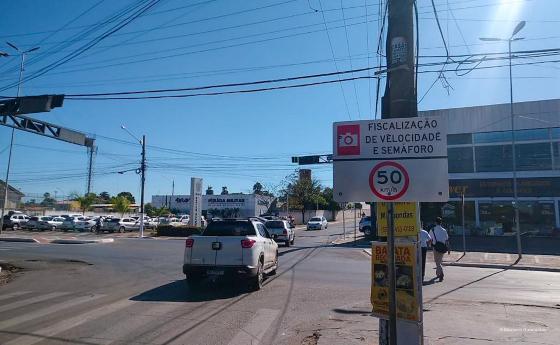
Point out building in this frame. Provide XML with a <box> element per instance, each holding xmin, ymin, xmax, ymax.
<box><xmin>151</xmin><ymin>193</ymin><xmax>274</xmax><ymax>218</ymax></box>
<box><xmin>0</xmin><ymin>180</ymin><xmax>25</xmax><ymax>209</ymax></box>
<box><xmin>419</xmin><ymin>98</ymin><xmax>560</xmax><ymax>236</ymax></box>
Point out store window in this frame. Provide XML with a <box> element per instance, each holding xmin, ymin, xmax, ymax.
<box><xmin>553</xmin><ymin>142</ymin><xmax>560</xmax><ymax>170</ymax></box>
<box><xmin>518</xmin><ymin>201</ymin><xmax>556</xmax><ymax>235</ymax></box>
<box><xmin>515</xmin><ymin>143</ymin><xmax>552</xmax><ymax>171</ymax></box>
<box><xmin>475</xmin><ymin>145</ymin><xmax>512</xmax><ymax>172</ymax></box>
<box><xmin>473</xmin><ymin>131</ymin><xmax>512</xmax><ymax>144</ymax></box>
<box><xmin>514</xmin><ymin>128</ymin><xmax>549</xmax><ymax>141</ymax></box>
<box><xmin>448</xmin><ymin>147</ymin><xmax>474</xmax><ymax>173</ymax></box>
<box><xmin>478</xmin><ymin>202</ymin><xmax>514</xmax><ymax>236</ymax></box>
<box><xmin>440</xmin><ymin>201</ymin><xmax>476</xmax><ymax>235</ymax></box>
<box><xmin>448</xmin><ymin>133</ymin><xmax>472</xmax><ymax>145</ymax></box>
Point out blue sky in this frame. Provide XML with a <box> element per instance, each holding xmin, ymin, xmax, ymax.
<box><xmin>0</xmin><ymin>0</ymin><xmax>559</xmax><ymax>202</ymax></box>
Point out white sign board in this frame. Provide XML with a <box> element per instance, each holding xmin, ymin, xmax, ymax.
<box><xmin>333</xmin><ymin>116</ymin><xmax>449</xmax><ymax>202</ymax></box>
<box><xmin>190</xmin><ymin>177</ymin><xmax>203</xmax><ymax>227</ymax></box>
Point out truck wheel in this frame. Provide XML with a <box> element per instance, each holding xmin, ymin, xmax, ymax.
<box><xmin>285</xmin><ymin>239</ymin><xmax>290</xmax><ymax>247</ymax></box>
<box><xmin>290</xmin><ymin>235</ymin><xmax>295</xmax><ymax>245</ymax></box>
<box><xmin>363</xmin><ymin>226</ymin><xmax>372</xmax><ymax>237</ymax></box>
<box><xmin>12</xmin><ymin>223</ymin><xmax>19</xmax><ymax>231</ymax></box>
<box><xmin>250</xmin><ymin>261</ymin><xmax>264</xmax><ymax>291</ymax></box>
<box><xmin>119</xmin><ymin>226</ymin><xmax>125</xmax><ymax>233</ymax></box>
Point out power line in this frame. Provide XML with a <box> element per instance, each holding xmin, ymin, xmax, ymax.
<box><xmin>340</xmin><ymin>0</ymin><xmax>362</xmax><ymax>119</ymax></box>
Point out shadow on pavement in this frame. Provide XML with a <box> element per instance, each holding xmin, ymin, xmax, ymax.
<box><xmin>0</xmin><ymin>331</ymin><xmax>98</xmax><ymax>345</ymax></box>
<box><xmin>130</xmin><ymin>279</ymin><xmax>246</xmax><ymax>302</ymax></box>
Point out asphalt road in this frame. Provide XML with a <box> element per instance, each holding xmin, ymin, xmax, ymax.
<box><xmin>1</xmin><ymin>223</ymin><xmax>559</xmax><ymax>345</ymax></box>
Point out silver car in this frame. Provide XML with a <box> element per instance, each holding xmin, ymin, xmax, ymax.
<box><xmin>103</xmin><ymin>218</ymin><xmax>140</xmax><ymax>233</ymax></box>
<box><xmin>265</xmin><ymin>220</ymin><xmax>295</xmax><ymax>247</ymax></box>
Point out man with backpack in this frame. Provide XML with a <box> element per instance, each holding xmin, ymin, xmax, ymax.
<box><xmin>430</xmin><ymin>217</ymin><xmax>450</xmax><ymax>282</ymax></box>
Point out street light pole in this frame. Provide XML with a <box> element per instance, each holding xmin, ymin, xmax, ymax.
<box><xmin>480</xmin><ymin>20</ymin><xmax>525</xmax><ymax>260</ymax></box>
<box><xmin>121</xmin><ymin>125</ymin><xmax>146</xmax><ymax>238</ymax></box>
<box><xmin>0</xmin><ymin>43</ymin><xmax>39</xmax><ymax>234</ymax></box>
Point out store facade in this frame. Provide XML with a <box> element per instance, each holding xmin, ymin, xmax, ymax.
<box><xmin>420</xmin><ymin>99</ymin><xmax>560</xmax><ymax>237</ymax></box>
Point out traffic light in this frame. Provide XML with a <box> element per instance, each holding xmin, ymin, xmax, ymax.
<box><xmin>0</xmin><ymin>94</ymin><xmax>64</xmax><ymax>115</ymax></box>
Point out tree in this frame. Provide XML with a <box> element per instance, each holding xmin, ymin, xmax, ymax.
<box><xmin>72</xmin><ymin>193</ymin><xmax>97</xmax><ymax>215</ymax></box>
<box><xmin>97</xmin><ymin>191</ymin><xmax>111</xmax><ymax>203</ymax></box>
<box><xmin>285</xmin><ymin>177</ymin><xmax>323</xmax><ymax>223</ymax></box>
<box><xmin>40</xmin><ymin>192</ymin><xmax>56</xmax><ymax>207</ymax></box>
<box><xmin>253</xmin><ymin>182</ymin><xmax>263</xmax><ymax>195</ymax></box>
<box><xmin>205</xmin><ymin>186</ymin><xmax>214</xmax><ymax>195</ymax></box>
<box><xmin>117</xmin><ymin>192</ymin><xmax>135</xmax><ymax>204</ymax></box>
<box><xmin>145</xmin><ymin>203</ymin><xmax>169</xmax><ymax>217</ymax></box>
<box><xmin>221</xmin><ymin>186</ymin><xmax>229</xmax><ymax>195</ymax></box>
<box><xmin>321</xmin><ymin>187</ymin><xmax>341</xmax><ymax>218</ymax></box>
<box><xmin>112</xmin><ymin>196</ymin><xmax>131</xmax><ymax>217</ymax></box>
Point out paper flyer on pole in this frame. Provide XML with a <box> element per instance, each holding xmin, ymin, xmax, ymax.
<box><xmin>371</xmin><ymin>241</ymin><xmax>420</xmax><ymax>322</ymax></box>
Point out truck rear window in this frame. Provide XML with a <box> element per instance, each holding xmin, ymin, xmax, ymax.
<box><xmin>265</xmin><ymin>221</ymin><xmax>285</xmax><ymax>228</ymax></box>
<box><xmin>203</xmin><ymin>221</ymin><xmax>256</xmax><ymax>236</ymax></box>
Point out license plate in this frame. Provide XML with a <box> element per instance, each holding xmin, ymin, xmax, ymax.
<box><xmin>207</xmin><ymin>270</ymin><xmax>224</xmax><ymax>276</ymax></box>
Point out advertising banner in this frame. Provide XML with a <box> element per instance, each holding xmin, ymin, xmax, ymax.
<box><xmin>190</xmin><ymin>177</ymin><xmax>203</xmax><ymax>227</ymax></box>
<box><xmin>376</xmin><ymin>202</ymin><xmax>419</xmax><ymax>237</ymax></box>
<box><xmin>371</xmin><ymin>242</ymin><xmax>420</xmax><ymax>322</ymax></box>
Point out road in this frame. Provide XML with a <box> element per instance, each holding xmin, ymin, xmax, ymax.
<box><xmin>1</xmin><ymin>223</ymin><xmax>559</xmax><ymax>345</ymax></box>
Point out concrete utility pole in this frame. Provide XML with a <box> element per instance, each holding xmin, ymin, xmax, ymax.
<box><xmin>140</xmin><ymin>135</ymin><xmax>146</xmax><ymax>238</ymax></box>
<box><xmin>0</xmin><ymin>43</ymin><xmax>39</xmax><ymax>234</ymax></box>
<box><xmin>380</xmin><ymin>1</ymin><xmax>418</xmax><ymax>344</ymax></box>
<box><xmin>86</xmin><ymin>146</ymin><xmax>97</xmax><ymax>194</ymax></box>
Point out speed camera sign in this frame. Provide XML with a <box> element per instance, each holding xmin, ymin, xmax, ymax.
<box><xmin>333</xmin><ymin>116</ymin><xmax>449</xmax><ymax>202</ymax></box>
<box><xmin>369</xmin><ymin>161</ymin><xmax>410</xmax><ymax>200</ymax></box>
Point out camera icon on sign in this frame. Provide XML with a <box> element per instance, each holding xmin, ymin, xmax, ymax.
<box><xmin>338</xmin><ymin>133</ymin><xmax>358</xmax><ymax>147</ymax></box>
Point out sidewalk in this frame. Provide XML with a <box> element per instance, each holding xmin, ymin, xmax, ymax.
<box><xmin>361</xmin><ymin>248</ymin><xmax>560</xmax><ymax>273</ymax></box>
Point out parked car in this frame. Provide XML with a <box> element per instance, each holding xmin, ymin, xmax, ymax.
<box><xmin>2</xmin><ymin>213</ymin><xmax>30</xmax><ymax>230</ymax></box>
<box><xmin>307</xmin><ymin>216</ymin><xmax>328</xmax><ymax>230</ymax></box>
<box><xmin>359</xmin><ymin>216</ymin><xmax>373</xmax><ymax>237</ymax></box>
<box><xmin>265</xmin><ymin>220</ymin><xmax>295</xmax><ymax>247</ymax></box>
<box><xmin>103</xmin><ymin>218</ymin><xmax>140</xmax><ymax>233</ymax></box>
<box><xmin>60</xmin><ymin>217</ymin><xmax>85</xmax><ymax>232</ymax></box>
<box><xmin>183</xmin><ymin>218</ymin><xmax>278</xmax><ymax>291</ymax></box>
<box><xmin>41</xmin><ymin>217</ymin><xmax>65</xmax><ymax>231</ymax></box>
<box><xmin>24</xmin><ymin>216</ymin><xmax>43</xmax><ymax>230</ymax></box>
<box><xmin>75</xmin><ymin>218</ymin><xmax>97</xmax><ymax>232</ymax></box>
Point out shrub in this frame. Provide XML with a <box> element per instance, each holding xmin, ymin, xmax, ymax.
<box><xmin>155</xmin><ymin>225</ymin><xmax>203</xmax><ymax>237</ymax></box>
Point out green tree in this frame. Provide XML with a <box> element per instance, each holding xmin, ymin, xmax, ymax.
<box><xmin>97</xmin><ymin>191</ymin><xmax>111</xmax><ymax>203</ymax></box>
<box><xmin>112</xmin><ymin>196</ymin><xmax>131</xmax><ymax>217</ymax></box>
<box><xmin>117</xmin><ymin>192</ymin><xmax>135</xmax><ymax>204</ymax></box>
<box><xmin>40</xmin><ymin>192</ymin><xmax>56</xmax><ymax>207</ymax></box>
<box><xmin>145</xmin><ymin>203</ymin><xmax>169</xmax><ymax>217</ymax></box>
<box><xmin>221</xmin><ymin>186</ymin><xmax>229</xmax><ymax>195</ymax></box>
<box><xmin>205</xmin><ymin>186</ymin><xmax>214</xmax><ymax>195</ymax></box>
<box><xmin>321</xmin><ymin>187</ymin><xmax>341</xmax><ymax>220</ymax></box>
<box><xmin>284</xmin><ymin>177</ymin><xmax>323</xmax><ymax>223</ymax></box>
<box><xmin>72</xmin><ymin>193</ymin><xmax>97</xmax><ymax>215</ymax></box>
<box><xmin>253</xmin><ymin>182</ymin><xmax>263</xmax><ymax>194</ymax></box>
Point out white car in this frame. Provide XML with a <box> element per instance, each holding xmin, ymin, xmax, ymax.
<box><xmin>307</xmin><ymin>216</ymin><xmax>328</xmax><ymax>230</ymax></box>
<box><xmin>75</xmin><ymin>218</ymin><xmax>97</xmax><ymax>232</ymax></box>
<box><xmin>103</xmin><ymin>218</ymin><xmax>140</xmax><ymax>233</ymax></box>
<box><xmin>265</xmin><ymin>220</ymin><xmax>295</xmax><ymax>247</ymax></box>
<box><xmin>40</xmin><ymin>216</ymin><xmax>65</xmax><ymax>230</ymax></box>
<box><xmin>183</xmin><ymin>219</ymin><xmax>278</xmax><ymax>291</ymax></box>
<box><xmin>60</xmin><ymin>217</ymin><xmax>88</xmax><ymax>231</ymax></box>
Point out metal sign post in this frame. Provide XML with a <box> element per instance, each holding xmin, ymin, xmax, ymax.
<box><xmin>462</xmin><ymin>193</ymin><xmax>466</xmax><ymax>255</ymax></box>
<box><xmin>386</xmin><ymin>202</ymin><xmax>397</xmax><ymax>345</ymax></box>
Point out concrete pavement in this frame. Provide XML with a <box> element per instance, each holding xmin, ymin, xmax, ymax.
<box><xmin>0</xmin><ymin>222</ymin><xmax>559</xmax><ymax>344</ymax></box>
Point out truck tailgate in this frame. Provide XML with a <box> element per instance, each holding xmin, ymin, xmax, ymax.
<box><xmin>188</xmin><ymin>236</ymin><xmax>218</xmax><ymax>265</ymax></box>
<box><xmin>187</xmin><ymin>236</ymin><xmax>244</xmax><ymax>266</ymax></box>
<box><xmin>214</xmin><ymin>237</ymin><xmax>243</xmax><ymax>266</ymax></box>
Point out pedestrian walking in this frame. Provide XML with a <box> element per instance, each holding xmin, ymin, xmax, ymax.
<box><xmin>419</xmin><ymin>224</ymin><xmax>431</xmax><ymax>281</ymax></box>
<box><xmin>95</xmin><ymin>217</ymin><xmax>103</xmax><ymax>234</ymax></box>
<box><xmin>429</xmin><ymin>217</ymin><xmax>450</xmax><ymax>282</ymax></box>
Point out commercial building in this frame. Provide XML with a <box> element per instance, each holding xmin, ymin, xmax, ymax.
<box><xmin>420</xmin><ymin>98</ymin><xmax>560</xmax><ymax>236</ymax></box>
<box><xmin>151</xmin><ymin>193</ymin><xmax>274</xmax><ymax>218</ymax></box>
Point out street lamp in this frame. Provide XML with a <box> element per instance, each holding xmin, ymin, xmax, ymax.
<box><xmin>121</xmin><ymin>125</ymin><xmax>146</xmax><ymax>238</ymax></box>
<box><xmin>480</xmin><ymin>20</ymin><xmax>526</xmax><ymax>259</ymax></box>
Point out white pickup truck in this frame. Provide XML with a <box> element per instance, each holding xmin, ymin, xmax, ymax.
<box><xmin>183</xmin><ymin>219</ymin><xmax>278</xmax><ymax>291</ymax></box>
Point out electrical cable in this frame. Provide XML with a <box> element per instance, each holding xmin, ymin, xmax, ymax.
<box><xmin>340</xmin><ymin>0</ymin><xmax>362</xmax><ymax>119</ymax></box>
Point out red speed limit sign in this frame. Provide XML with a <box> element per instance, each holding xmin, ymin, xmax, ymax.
<box><xmin>369</xmin><ymin>161</ymin><xmax>410</xmax><ymax>200</ymax></box>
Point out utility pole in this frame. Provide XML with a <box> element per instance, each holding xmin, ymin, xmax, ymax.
<box><xmin>380</xmin><ymin>1</ymin><xmax>418</xmax><ymax>344</ymax></box>
<box><xmin>140</xmin><ymin>135</ymin><xmax>146</xmax><ymax>238</ymax></box>
<box><xmin>0</xmin><ymin>43</ymin><xmax>39</xmax><ymax>234</ymax></box>
<box><xmin>86</xmin><ymin>146</ymin><xmax>96</xmax><ymax>194</ymax></box>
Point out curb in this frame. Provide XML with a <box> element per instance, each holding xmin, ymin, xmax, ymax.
<box><xmin>50</xmin><ymin>238</ymin><xmax>115</xmax><ymax>244</ymax></box>
<box><xmin>0</xmin><ymin>237</ymin><xmax>40</xmax><ymax>243</ymax></box>
<box><xmin>362</xmin><ymin>249</ymin><xmax>560</xmax><ymax>272</ymax></box>
<box><xmin>442</xmin><ymin>262</ymin><xmax>560</xmax><ymax>273</ymax></box>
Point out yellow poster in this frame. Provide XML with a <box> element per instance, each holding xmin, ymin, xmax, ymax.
<box><xmin>376</xmin><ymin>202</ymin><xmax>419</xmax><ymax>237</ymax></box>
<box><xmin>371</xmin><ymin>242</ymin><xmax>419</xmax><ymax>322</ymax></box>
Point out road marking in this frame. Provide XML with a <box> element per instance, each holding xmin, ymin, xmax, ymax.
<box><xmin>535</xmin><ymin>256</ymin><xmax>541</xmax><ymax>264</ymax></box>
<box><xmin>4</xmin><ymin>298</ymin><xmax>135</xmax><ymax>345</ymax></box>
<box><xmin>0</xmin><ymin>291</ymin><xmax>32</xmax><ymax>301</ymax></box>
<box><xmin>0</xmin><ymin>292</ymin><xmax>70</xmax><ymax>313</ymax></box>
<box><xmin>226</xmin><ymin>308</ymin><xmax>280</xmax><ymax>345</ymax></box>
<box><xmin>0</xmin><ymin>294</ymin><xmax>105</xmax><ymax>329</ymax></box>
